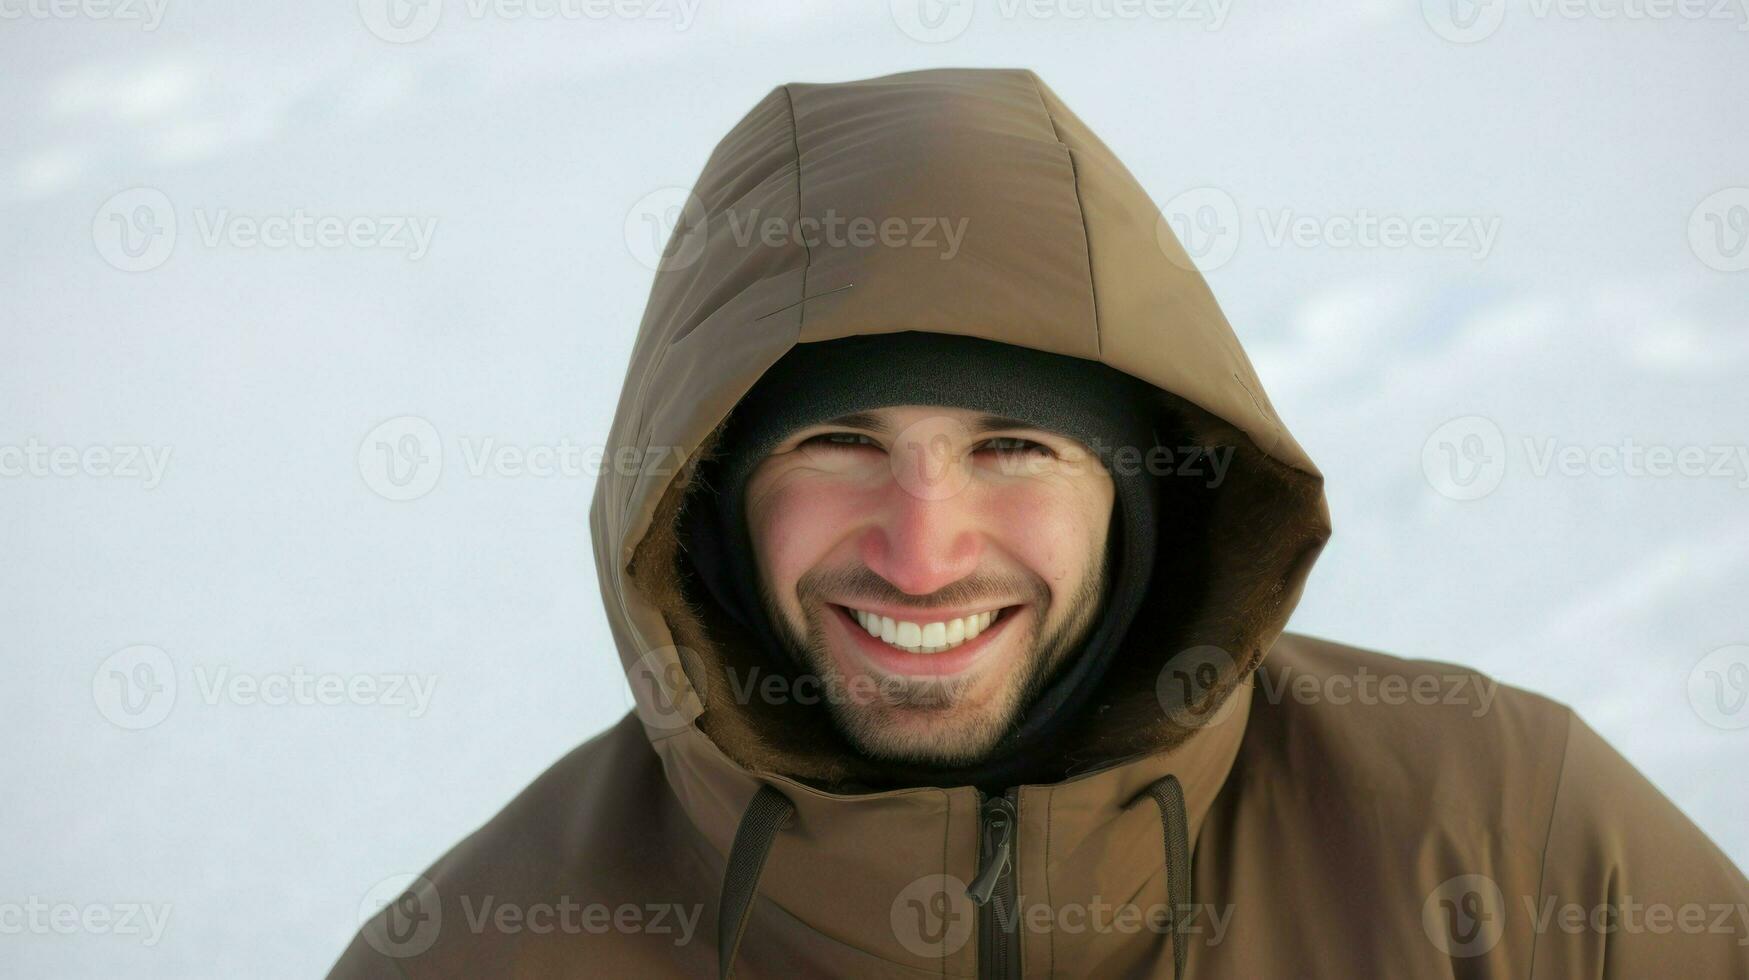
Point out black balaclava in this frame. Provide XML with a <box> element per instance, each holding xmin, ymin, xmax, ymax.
<box><xmin>679</xmin><ymin>330</ymin><xmax>1163</xmax><ymax>789</ymax></box>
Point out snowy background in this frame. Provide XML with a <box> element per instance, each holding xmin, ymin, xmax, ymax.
<box><xmin>3</xmin><ymin>1</ymin><xmax>1746</xmax><ymax>975</ymax></box>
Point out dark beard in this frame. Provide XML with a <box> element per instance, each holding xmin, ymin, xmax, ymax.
<box><xmin>757</xmin><ymin>554</ymin><xmax>1108</xmax><ymax>766</ymax></box>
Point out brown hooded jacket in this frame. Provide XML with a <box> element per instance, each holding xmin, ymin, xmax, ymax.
<box><xmin>329</xmin><ymin>67</ymin><xmax>1749</xmax><ymax>979</ymax></box>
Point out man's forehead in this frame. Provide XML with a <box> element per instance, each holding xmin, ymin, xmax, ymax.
<box><xmin>811</xmin><ymin>408</ymin><xmax>1052</xmax><ymax>436</ymax></box>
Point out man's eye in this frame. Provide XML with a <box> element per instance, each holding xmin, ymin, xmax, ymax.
<box><xmin>977</xmin><ymin>437</ymin><xmax>1052</xmax><ymax>457</ymax></box>
<box><xmin>802</xmin><ymin>432</ymin><xmax>880</xmax><ymax>450</ymax></box>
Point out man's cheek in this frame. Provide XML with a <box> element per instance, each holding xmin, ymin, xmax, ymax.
<box><xmin>984</xmin><ymin>487</ymin><xmax>1097</xmax><ymax>569</ymax></box>
<box><xmin>773</xmin><ymin>495</ymin><xmax>871</xmax><ymax>581</ymax></box>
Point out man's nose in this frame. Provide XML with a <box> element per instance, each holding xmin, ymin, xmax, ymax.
<box><xmin>858</xmin><ymin>479</ymin><xmax>983</xmax><ymax>597</ymax></box>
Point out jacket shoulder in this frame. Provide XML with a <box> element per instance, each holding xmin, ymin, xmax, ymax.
<box><xmin>1240</xmin><ymin>632</ymin><xmax>1749</xmax><ymax>970</ymax></box>
<box><xmin>1252</xmin><ymin>631</ymin><xmax>1572</xmax><ymax>783</ymax></box>
<box><xmin>1530</xmin><ymin>709</ymin><xmax>1749</xmax><ymax>972</ymax></box>
<box><xmin>1244</xmin><ymin>632</ymin><xmax>1569</xmax><ymax>843</ymax></box>
<box><xmin>327</xmin><ymin>713</ymin><xmax>716</xmax><ymax>979</ymax></box>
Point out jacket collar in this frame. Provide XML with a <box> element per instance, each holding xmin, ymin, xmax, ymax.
<box><xmin>646</xmin><ymin>677</ymin><xmax>1254</xmax><ymax>972</ymax></box>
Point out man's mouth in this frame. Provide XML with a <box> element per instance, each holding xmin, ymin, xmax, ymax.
<box><xmin>842</xmin><ymin>605</ymin><xmax>1007</xmax><ymax>654</ymax></box>
<box><xmin>822</xmin><ymin>602</ymin><xmax>1021</xmax><ymax>679</ymax></box>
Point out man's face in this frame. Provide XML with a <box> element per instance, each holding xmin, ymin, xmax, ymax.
<box><xmin>744</xmin><ymin>405</ymin><xmax>1115</xmax><ymax>766</ymax></box>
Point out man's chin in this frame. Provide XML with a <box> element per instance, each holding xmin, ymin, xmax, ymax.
<box><xmin>829</xmin><ymin>700</ymin><xmax>1012</xmax><ymax>769</ymax></box>
<box><xmin>777</xmin><ymin>599</ymin><xmax>1048</xmax><ymax>767</ymax></box>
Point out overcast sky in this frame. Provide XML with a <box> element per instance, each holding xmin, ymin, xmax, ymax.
<box><xmin>3</xmin><ymin>1</ymin><xmax>1746</xmax><ymax>976</ymax></box>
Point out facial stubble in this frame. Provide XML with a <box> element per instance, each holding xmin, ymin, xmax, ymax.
<box><xmin>758</xmin><ymin>540</ymin><xmax>1111</xmax><ymax>767</ymax></box>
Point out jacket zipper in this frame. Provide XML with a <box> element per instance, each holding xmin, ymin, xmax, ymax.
<box><xmin>966</xmin><ymin>788</ymin><xmax>1019</xmax><ymax>979</ymax></box>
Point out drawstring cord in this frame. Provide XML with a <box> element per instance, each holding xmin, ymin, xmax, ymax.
<box><xmin>717</xmin><ymin>784</ymin><xmax>795</xmax><ymax>980</ymax></box>
<box><xmin>1145</xmin><ymin>774</ymin><xmax>1192</xmax><ymax>980</ymax></box>
<box><xmin>718</xmin><ymin>778</ymin><xmax>1189</xmax><ymax>979</ymax></box>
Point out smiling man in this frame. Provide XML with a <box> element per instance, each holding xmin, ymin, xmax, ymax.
<box><xmin>331</xmin><ymin>68</ymin><xmax>1748</xmax><ymax>979</ymax></box>
<box><xmin>681</xmin><ymin>331</ymin><xmax>1170</xmax><ymax>784</ymax></box>
<box><xmin>745</xmin><ymin>405</ymin><xmax>1113</xmax><ymax>768</ymax></box>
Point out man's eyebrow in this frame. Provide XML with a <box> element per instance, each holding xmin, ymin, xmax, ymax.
<box><xmin>815</xmin><ymin>411</ymin><xmax>892</xmax><ymax>434</ymax></box>
<box><xmin>811</xmin><ymin>412</ymin><xmax>1047</xmax><ymax>436</ymax></box>
<box><xmin>969</xmin><ymin>414</ymin><xmax>1047</xmax><ymax>434</ymax></box>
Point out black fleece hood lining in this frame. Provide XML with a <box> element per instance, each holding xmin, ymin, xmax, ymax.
<box><xmin>628</xmin><ymin>372</ymin><xmax>1330</xmax><ymax>793</ymax></box>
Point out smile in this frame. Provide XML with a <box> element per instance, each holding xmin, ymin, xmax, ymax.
<box><xmin>844</xmin><ymin>605</ymin><xmax>1006</xmax><ymax>654</ymax></box>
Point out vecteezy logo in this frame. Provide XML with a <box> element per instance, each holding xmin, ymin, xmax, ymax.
<box><xmin>1422</xmin><ymin>415</ymin><xmax>1507</xmax><ymax>501</ymax></box>
<box><xmin>1421</xmin><ymin>873</ymin><xmax>1505</xmax><ymax>957</ymax></box>
<box><xmin>1156</xmin><ymin>644</ymin><xmax>1241</xmax><ymax>728</ymax></box>
<box><xmin>624</xmin><ymin>187</ymin><xmax>709</xmax><ymax>273</ymax></box>
<box><xmin>890</xmin><ymin>874</ymin><xmax>974</xmax><ymax>958</ymax></box>
<box><xmin>1157</xmin><ymin>187</ymin><xmax>1241</xmax><ymax>273</ymax></box>
<box><xmin>1421</xmin><ymin>0</ymin><xmax>1506</xmax><ymax>43</ymax></box>
<box><xmin>358</xmin><ymin>0</ymin><xmax>443</xmax><ymax>42</ymax></box>
<box><xmin>93</xmin><ymin>188</ymin><xmax>177</xmax><ymax>272</ymax></box>
<box><xmin>890</xmin><ymin>0</ymin><xmax>974</xmax><ymax>42</ymax></box>
<box><xmin>623</xmin><ymin>645</ymin><xmax>708</xmax><ymax>732</ymax></box>
<box><xmin>93</xmin><ymin>644</ymin><xmax>177</xmax><ymax>730</ymax></box>
<box><xmin>891</xmin><ymin>415</ymin><xmax>974</xmax><ymax>502</ymax></box>
<box><xmin>1688</xmin><ymin>644</ymin><xmax>1749</xmax><ymax>731</ymax></box>
<box><xmin>359</xmin><ymin>873</ymin><xmax>442</xmax><ymax>958</ymax></box>
<box><xmin>1688</xmin><ymin>188</ymin><xmax>1749</xmax><ymax>273</ymax></box>
<box><xmin>358</xmin><ymin>416</ymin><xmax>443</xmax><ymax>501</ymax></box>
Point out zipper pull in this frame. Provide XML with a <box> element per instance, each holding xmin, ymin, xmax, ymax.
<box><xmin>965</xmin><ymin>796</ymin><xmax>1016</xmax><ymax>906</ymax></box>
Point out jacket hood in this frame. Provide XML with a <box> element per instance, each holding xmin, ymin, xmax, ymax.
<box><xmin>590</xmin><ymin>67</ymin><xmax>1331</xmax><ymax>795</ymax></box>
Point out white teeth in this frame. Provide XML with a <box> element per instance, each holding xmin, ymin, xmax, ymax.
<box><xmin>848</xmin><ymin>607</ymin><xmax>1004</xmax><ymax>654</ymax></box>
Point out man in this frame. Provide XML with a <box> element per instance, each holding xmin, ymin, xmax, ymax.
<box><xmin>331</xmin><ymin>68</ymin><xmax>1749</xmax><ymax>978</ymax></box>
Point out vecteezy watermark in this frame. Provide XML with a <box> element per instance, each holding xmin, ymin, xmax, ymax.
<box><xmin>1256</xmin><ymin>663</ymin><xmax>1500</xmax><ymax>718</ymax></box>
<box><xmin>92</xmin><ymin>187</ymin><xmax>176</xmax><ymax>273</ymax></box>
<box><xmin>357</xmin><ymin>0</ymin><xmax>699</xmax><ymax>43</ymax></box>
<box><xmin>0</xmin><ymin>0</ymin><xmax>168</xmax><ymax>29</ymax></box>
<box><xmin>357</xmin><ymin>415</ymin><xmax>696</xmax><ymax>502</ymax></box>
<box><xmin>1156</xmin><ymin>187</ymin><xmax>1502</xmax><ymax>272</ymax></box>
<box><xmin>1423</xmin><ymin>0</ymin><xmax>1749</xmax><ymax>43</ymax></box>
<box><xmin>1157</xmin><ymin>650</ymin><xmax>1500</xmax><ymax>727</ymax></box>
<box><xmin>1422</xmin><ymin>874</ymin><xmax>1507</xmax><ymax>956</ymax></box>
<box><xmin>92</xmin><ymin>644</ymin><xmax>178</xmax><ymax>731</ymax></box>
<box><xmin>623</xmin><ymin>186</ymin><xmax>709</xmax><ymax>273</ymax></box>
<box><xmin>621</xmin><ymin>188</ymin><xmax>974</xmax><ymax>272</ymax></box>
<box><xmin>460</xmin><ymin>897</ymin><xmax>702</xmax><ymax>944</ymax></box>
<box><xmin>1422</xmin><ymin>416</ymin><xmax>1749</xmax><ymax>501</ymax></box>
<box><xmin>1423</xmin><ymin>873</ymin><xmax>1749</xmax><ymax>956</ymax></box>
<box><xmin>888</xmin><ymin>0</ymin><xmax>977</xmax><ymax>41</ymax></box>
<box><xmin>1689</xmin><ymin>188</ymin><xmax>1749</xmax><ymax>273</ymax></box>
<box><xmin>1256</xmin><ymin>208</ymin><xmax>1501</xmax><ymax>260</ymax></box>
<box><xmin>891</xmin><ymin>875</ymin><xmax>977</xmax><ymax>957</ymax></box>
<box><xmin>623</xmin><ymin>645</ymin><xmax>709</xmax><ymax>733</ymax></box>
<box><xmin>91</xmin><ymin>645</ymin><xmax>438</xmax><ymax>730</ymax></box>
<box><xmin>0</xmin><ymin>899</ymin><xmax>172</xmax><ymax>947</ymax></box>
<box><xmin>191</xmin><ymin>665</ymin><xmax>438</xmax><ymax>717</ymax></box>
<box><xmin>357</xmin><ymin>874</ymin><xmax>701</xmax><ymax>959</ymax></box>
<box><xmin>0</xmin><ymin>439</ymin><xmax>172</xmax><ymax>489</ymax></box>
<box><xmin>358</xmin><ymin>416</ymin><xmax>443</xmax><ymax>502</ymax></box>
<box><xmin>885</xmin><ymin>415</ymin><xmax>1236</xmax><ymax>505</ymax></box>
<box><xmin>724</xmin><ymin>208</ymin><xmax>970</xmax><ymax>262</ymax></box>
<box><xmin>1421</xmin><ymin>416</ymin><xmax>1508</xmax><ymax>501</ymax></box>
<box><xmin>1156</xmin><ymin>645</ymin><xmax>1246</xmax><ymax>729</ymax></box>
<box><xmin>889</xmin><ymin>874</ymin><xmax>1235</xmax><ymax>958</ymax></box>
<box><xmin>1157</xmin><ymin>187</ymin><xmax>1243</xmax><ymax>272</ymax></box>
<box><xmin>92</xmin><ymin>187</ymin><xmax>438</xmax><ymax>272</ymax></box>
<box><xmin>888</xmin><ymin>0</ymin><xmax>1230</xmax><ymax>42</ymax></box>
<box><xmin>711</xmin><ymin>665</ymin><xmax>931</xmax><ymax>712</ymax></box>
<box><xmin>360</xmin><ymin>874</ymin><xmax>443</xmax><ymax>958</ymax></box>
<box><xmin>1689</xmin><ymin>644</ymin><xmax>1749</xmax><ymax>730</ymax></box>
<box><xmin>191</xmin><ymin>209</ymin><xmax>437</xmax><ymax>260</ymax></box>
